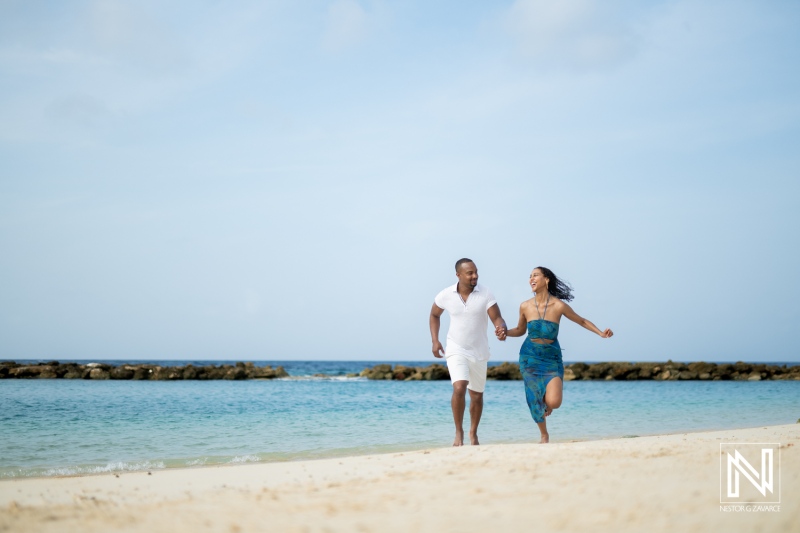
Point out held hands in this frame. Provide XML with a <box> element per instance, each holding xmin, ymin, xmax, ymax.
<box><xmin>600</xmin><ymin>328</ymin><xmax>614</xmax><ymax>338</ymax></box>
<box><xmin>432</xmin><ymin>340</ymin><xmax>445</xmax><ymax>358</ymax></box>
<box><xmin>495</xmin><ymin>325</ymin><xmax>507</xmax><ymax>341</ymax></box>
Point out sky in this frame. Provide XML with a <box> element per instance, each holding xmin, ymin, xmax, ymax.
<box><xmin>1</xmin><ymin>0</ymin><xmax>799</xmax><ymax>363</ymax></box>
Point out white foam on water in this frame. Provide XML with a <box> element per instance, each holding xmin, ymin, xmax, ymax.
<box><xmin>0</xmin><ymin>460</ymin><xmax>167</xmax><ymax>479</ymax></box>
<box><xmin>275</xmin><ymin>375</ymin><xmax>365</xmax><ymax>382</ymax></box>
<box><xmin>227</xmin><ymin>455</ymin><xmax>261</xmax><ymax>464</ymax></box>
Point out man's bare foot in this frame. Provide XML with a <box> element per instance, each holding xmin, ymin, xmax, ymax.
<box><xmin>539</xmin><ymin>433</ymin><xmax>550</xmax><ymax>444</ymax></box>
<box><xmin>469</xmin><ymin>432</ymin><xmax>479</xmax><ymax>445</ymax></box>
<box><xmin>453</xmin><ymin>430</ymin><xmax>464</xmax><ymax>446</ymax></box>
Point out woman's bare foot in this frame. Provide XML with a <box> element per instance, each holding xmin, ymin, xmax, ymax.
<box><xmin>453</xmin><ymin>430</ymin><xmax>464</xmax><ymax>446</ymax></box>
<box><xmin>469</xmin><ymin>432</ymin><xmax>479</xmax><ymax>445</ymax></box>
<box><xmin>539</xmin><ymin>433</ymin><xmax>550</xmax><ymax>444</ymax></box>
<box><xmin>544</xmin><ymin>404</ymin><xmax>553</xmax><ymax>417</ymax></box>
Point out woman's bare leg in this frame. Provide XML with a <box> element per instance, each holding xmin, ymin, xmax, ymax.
<box><xmin>537</xmin><ymin>378</ymin><xmax>564</xmax><ymax>443</ymax></box>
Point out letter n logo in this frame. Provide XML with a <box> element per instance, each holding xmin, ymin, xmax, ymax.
<box><xmin>720</xmin><ymin>443</ymin><xmax>781</xmax><ymax>504</ymax></box>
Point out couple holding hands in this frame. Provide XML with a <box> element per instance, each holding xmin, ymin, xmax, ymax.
<box><xmin>429</xmin><ymin>258</ymin><xmax>613</xmax><ymax>445</ymax></box>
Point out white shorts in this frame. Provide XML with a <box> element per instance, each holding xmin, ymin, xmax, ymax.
<box><xmin>445</xmin><ymin>355</ymin><xmax>487</xmax><ymax>393</ymax></box>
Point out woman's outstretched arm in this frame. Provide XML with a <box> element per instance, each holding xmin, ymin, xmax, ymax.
<box><xmin>505</xmin><ymin>304</ymin><xmax>528</xmax><ymax>337</ymax></box>
<box><xmin>561</xmin><ymin>303</ymin><xmax>613</xmax><ymax>338</ymax></box>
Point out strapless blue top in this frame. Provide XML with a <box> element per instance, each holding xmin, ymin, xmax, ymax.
<box><xmin>526</xmin><ymin>319</ymin><xmax>559</xmax><ymax>342</ymax></box>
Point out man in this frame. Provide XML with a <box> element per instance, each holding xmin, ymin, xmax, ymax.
<box><xmin>429</xmin><ymin>258</ymin><xmax>507</xmax><ymax>446</ymax></box>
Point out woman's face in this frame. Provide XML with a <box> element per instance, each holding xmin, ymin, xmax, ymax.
<box><xmin>529</xmin><ymin>269</ymin><xmax>548</xmax><ymax>293</ymax></box>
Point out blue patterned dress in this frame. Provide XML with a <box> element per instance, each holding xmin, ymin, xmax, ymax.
<box><xmin>519</xmin><ymin>319</ymin><xmax>563</xmax><ymax>423</ymax></box>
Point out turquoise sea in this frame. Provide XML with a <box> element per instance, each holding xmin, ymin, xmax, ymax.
<box><xmin>2</xmin><ymin>360</ymin><xmax>799</xmax><ymax>479</ymax></box>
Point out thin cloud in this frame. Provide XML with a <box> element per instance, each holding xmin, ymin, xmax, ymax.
<box><xmin>89</xmin><ymin>0</ymin><xmax>191</xmax><ymax>75</ymax></box>
<box><xmin>503</xmin><ymin>0</ymin><xmax>642</xmax><ymax>70</ymax></box>
<box><xmin>45</xmin><ymin>94</ymin><xmax>113</xmax><ymax>129</ymax></box>
<box><xmin>321</xmin><ymin>0</ymin><xmax>369</xmax><ymax>53</ymax></box>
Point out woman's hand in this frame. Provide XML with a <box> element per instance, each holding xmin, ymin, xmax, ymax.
<box><xmin>600</xmin><ymin>329</ymin><xmax>614</xmax><ymax>338</ymax></box>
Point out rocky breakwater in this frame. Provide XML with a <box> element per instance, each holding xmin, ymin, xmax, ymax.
<box><xmin>0</xmin><ymin>361</ymin><xmax>288</xmax><ymax>380</ymax></box>
<box><xmin>357</xmin><ymin>361</ymin><xmax>800</xmax><ymax>381</ymax></box>
<box><xmin>564</xmin><ymin>361</ymin><xmax>800</xmax><ymax>381</ymax></box>
<box><xmin>358</xmin><ymin>362</ymin><xmax>520</xmax><ymax>381</ymax></box>
<box><xmin>359</xmin><ymin>363</ymin><xmax>451</xmax><ymax>381</ymax></box>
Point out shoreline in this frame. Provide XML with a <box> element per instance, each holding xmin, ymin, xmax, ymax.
<box><xmin>4</xmin><ymin>420</ymin><xmax>799</xmax><ymax>482</ymax></box>
<box><xmin>2</xmin><ymin>424</ymin><xmax>797</xmax><ymax>532</ymax></box>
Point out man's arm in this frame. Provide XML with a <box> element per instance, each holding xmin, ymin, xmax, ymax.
<box><xmin>488</xmin><ymin>304</ymin><xmax>507</xmax><ymax>341</ymax></box>
<box><xmin>430</xmin><ymin>303</ymin><xmax>446</xmax><ymax>358</ymax></box>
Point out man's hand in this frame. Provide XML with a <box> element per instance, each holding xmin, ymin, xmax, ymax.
<box><xmin>432</xmin><ymin>340</ymin><xmax>445</xmax><ymax>358</ymax></box>
<box><xmin>495</xmin><ymin>325</ymin><xmax>507</xmax><ymax>341</ymax></box>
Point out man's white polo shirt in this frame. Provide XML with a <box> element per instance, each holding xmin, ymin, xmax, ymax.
<box><xmin>434</xmin><ymin>283</ymin><xmax>497</xmax><ymax>362</ymax></box>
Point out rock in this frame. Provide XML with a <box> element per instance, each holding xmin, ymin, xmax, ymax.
<box><xmin>149</xmin><ymin>367</ymin><xmax>169</xmax><ymax>380</ymax></box>
<box><xmin>610</xmin><ymin>362</ymin><xmax>634</xmax><ymax>380</ymax></box>
<box><xmin>567</xmin><ymin>363</ymin><xmax>587</xmax><ymax>380</ymax></box>
<box><xmin>688</xmin><ymin>362</ymin><xmax>716</xmax><ymax>375</ymax></box>
<box><xmin>132</xmin><ymin>367</ymin><xmax>153</xmax><ymax>380</ymax></box>
<box><xmin>248</xmin><ymin>365</ymin><xmax>289</xmax><ymax>379</ymax></box>
<box><xmin>360</xmin><ymin>364</ymin><xmax>394</xmax><ymax>380</ymax></box>
<box><xmin>563</xmin><ymin>368</ymin><xmax>576</xmax><ymax>381</ymax></box>
<box><xmin>393</xmin><ymin>365</ymin><xmax>415</xmax><ymax>381</ymax></box>
<box><xmin>424</xmin><ymin>364</ymin><xmax>449</xmax><ymax>381</ymax></box>
<box><xmin>223</xmin><ymin>367</ymin><xmax>247</xmax><ymax>380</ymax></box>
<box><xmin>10</xmin><ymin>366</ymin><xmax>44</xmax><ymax>378</ymax></box>
<box><xmin>712</xmin><ymin>364</ymin><xmax>733</xmax><ymax>380</ymax></box>
<box><xmin>585</xmin><ymin>363</ymin><xmax>611</xmax><ymax>380</ymax></box>
<box><xmin>55</xmin><ymin>363</ymin><xmax>78</xmax><ymax>378</ymax></box>
<box><xmin>637</xmin><ymin>365</ymin><xmax>654</xmax><ymax>379</ymax></box>
<box><xmin>487</xmin><ymin>362</ymin><xmax>521</xmax><ymax>380</ymax></box>
<box><xmin>89</xmin><ymin>368</ymin><xmax>110</xmax><ymax>380</ymax></box>
<box><xmin>747</xmin><ymin>373</ymin><xmax>762</xmax><ymax>381</ymax></box>
<box><xmin>110</xmin><ymin>367</ymin><xmax>135</xmax><ymax>380</ymax></box>
<box><xmin>63</xmin><ymin>368</ymin><xmax>88</xmax><ymax>379</ymax></box>
<box><xmin>38</xmin><ymin>369</ymin><xmax>58</xmax><ymax>379</ymax></box>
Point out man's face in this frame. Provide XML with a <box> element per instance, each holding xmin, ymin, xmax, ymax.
<box><xmin>456</xmin><ymin>262</ymin><xmax>478</xmax><ymax>288</ymax></box>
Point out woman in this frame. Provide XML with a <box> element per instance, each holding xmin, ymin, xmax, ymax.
<box><xmin>506</xmin><ymin>267</ymin><xmax>613</xmax><ymax>443</ymax></box>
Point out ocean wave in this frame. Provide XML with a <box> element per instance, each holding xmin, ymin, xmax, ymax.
<box><xmin>226</xmin><ymin>455</ymin><xmax>261</xmax><ymax>464</ymax></box>
<box><xmin>276</xmin><ymin>375</ymin><xmax>361</xmax><ymax>381</ymax></box>
<box><xmin>0</xmin><ymin>460</ymin><xmax>167</xmax><ymax>479</ymax></box>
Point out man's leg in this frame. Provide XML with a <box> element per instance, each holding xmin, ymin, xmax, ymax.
<box><xmin>466</xmin><ymin>358</ymin><xmax>487</xmax><ymax>445</ymax></box>
<box><xmin>451</xmin><ymin>380</ymin><xmax>468</xmax><ymax>446</ymax></box>
<box><xmin>468</xmin><ymin>388</ymin><xmax>483</xmax><ymax>445</ymax></box>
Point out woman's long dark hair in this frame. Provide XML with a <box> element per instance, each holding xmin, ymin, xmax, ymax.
<box><xmin>536</xmin><ymin>266</ymin><xmax>574</xmax><ymax>302</ymax></box>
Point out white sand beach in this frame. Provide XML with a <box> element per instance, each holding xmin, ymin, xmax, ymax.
<box><xmin>1</xmin><ymin>424</ymin><xmax>797</xmax><ymax>533</ymax></box>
